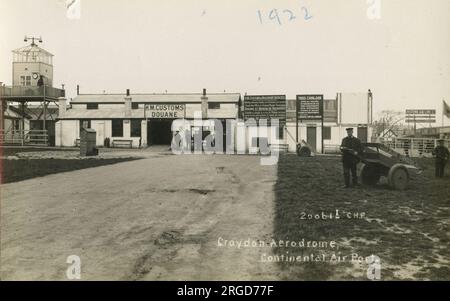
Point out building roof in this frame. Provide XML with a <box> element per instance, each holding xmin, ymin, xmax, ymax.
<box><xmin>25</xmin><ymin>106</ymin><xmax>59</xmax><ymax>120</ymax></box>
<box><xmin>62</xmin><ymin>109</ymin><xmax>129</xmax><ymax>119</ymax></box>
<box><xmin>71</xmin><ymin>93</ymin><xmax>241</xmax><ymax>104</ymax></box>
<box><xmin>12</xmin><ymin>43</ymin><xmax>53</xmax><ymax>64</ymax></box>
<box><xmin>5</xmin><ymin>106</ymin><xmax>32</xmax><ymax>119</ymax></box>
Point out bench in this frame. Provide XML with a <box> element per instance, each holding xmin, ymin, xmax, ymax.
<box><xmin>111</xmin><ymin>139</ymin><xmax>133</xmax><ymax>148</ymax></box>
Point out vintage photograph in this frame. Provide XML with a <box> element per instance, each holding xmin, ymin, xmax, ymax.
<box><xmin>0</xmin><ymin>0</ymin><xmax>449</xmax><ymax>284</ymax></box>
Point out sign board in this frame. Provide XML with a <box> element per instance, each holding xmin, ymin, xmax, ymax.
<box><xmin>243</xmin><ymin>95</ymin><xmax>286</xmax><ymax>125</ymax></box>
<box><xmin>297</xmin><ymin>94</ymin><xmax>324</xmax><ymax>120</ymax></box>
<box><xmin>406</xmin><ymin>109</ymin><xmax>436</xmax><ymax>115</ymax></box>
<box><xmin>405</xmin><ymin>109</ymin><xmax>436</xmax><ymax>123</ymax></box>
<box><xmin>405</xmin><ymin>119</ymin><xmax>437</xmax><ymax>123</ymax></box>
<box><xmin>145</xmin><ymin>104</ymin><xmax>185</xmax><ymax>119</ymax></box>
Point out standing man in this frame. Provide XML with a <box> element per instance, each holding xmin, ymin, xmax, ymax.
<box><xmin>340</xmin><ymin>128</ymin><xmax>363</xmax><ymax>188</ymax></box>
<box><xmin>433</xmin><ymin>139</ymin><xmax>449</xmax><ymax>178</ymax></box>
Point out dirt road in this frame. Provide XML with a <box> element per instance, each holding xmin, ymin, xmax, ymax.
<box><xmin>1</xmin><ymin>154</ymin><xmax>280</xmax><ymax>280</ymax></box>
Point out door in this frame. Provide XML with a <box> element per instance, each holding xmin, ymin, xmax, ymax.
<box><xmin>357</xmin><ymin>126</ymin><xmax>368</xmax><ymax>143</ymax></box>
<box><xmin>148</xmin><ymin>120</ymin><xmax>173</xmax><ymax>145</ymax></box>
<box><xmin>307</xmin><ymin>126</ymin><xmax>317</xmax><ymax>152</ymax></box>
<box><xmin>96</xmin><ymin>122</ymin><xmax>105</xmax><ymax>146</ymax></box>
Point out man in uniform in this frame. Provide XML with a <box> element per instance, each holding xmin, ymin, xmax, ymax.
<box><xmin>340</xmin><ymin>128</ymin><xmax>363</xmax><ymax>188</ymax></box>
<box><xmin>433</xmin><ymin>139</ymin><xmax>449</xmax><ymax>178</ymax></box>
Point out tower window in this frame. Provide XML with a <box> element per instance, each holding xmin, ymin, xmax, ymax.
<box><xmin>20</xmin><ymin>76</ymin><xmax>25</xmax><ymax>86</ymax></box>
<box><xmin>26</xmin><ymin>76</ymin><xmax>31</xmax><ymax>86</ymax></box>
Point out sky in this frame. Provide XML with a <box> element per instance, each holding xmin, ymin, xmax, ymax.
<box><xmin>0</xmin><ymin>0</ymin><xmax>449</xmax><ymax>124</ymax></box>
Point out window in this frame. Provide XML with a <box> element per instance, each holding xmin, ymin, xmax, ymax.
<box><xmin>324</xmin><ymin>99</ymin><xmax>336</xmax><ymax>110</ymax></box>
<box><xmin>79</xmin><ymin>119</ymin><xmax>91</xmax><ymax>136</ymax></box>
<box><xmin>278</xmin><ymin>126</ymin><xmax>284</xmax><ymax>139</ymax></box>
<box><xmin>26</xmin><ymin>76</ymin><xmax>31</xmax><ymax>86</ymax></box>
<box><xmin>87</xmin><ymin>103</ymin><xmax>98</xmax><ymax>110</ymax></box>
<box><xmin>20</xmin><ymin>76</ymin><xmax>25</xmax><ymax>86</ymax></box>
<box><xmin>323</xmin><ymin>126</ymin><xmax>331</xmax><ymax>140</ymax></box>
<box><xmin>130</xmin><ymin>119</ymin><xmax>141</xmax><ymax>137</ymax></box>
<box><xmin>112</xmin><ymin>119</ymin><xmax>123</xmax><ymax>137</ymax></box>
<box><xmin>208</xmin><ymin>102</ymin><xmax>220</xmax><ymax>109</ymax></box>
<box><xmin>132</xmin><ymin>103</ymin><xmax>139</xmax><ymax>110</ymax></box>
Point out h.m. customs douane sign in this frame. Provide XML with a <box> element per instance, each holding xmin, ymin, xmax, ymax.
<box><xmin>146</xmin><ymin>104</ymin><xmax>185</xmax><ymax>118</ymax></box>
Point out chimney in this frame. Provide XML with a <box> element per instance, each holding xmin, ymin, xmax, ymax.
<box><xmin>76</xmin><ymin>85</ymin><xmax>79</xmax><ymax>95</ymax></box>
<box><xmin>201</xmin><ymin>88</ymin><xmax>208</xmax><ymax>119</ymax></box>
<box><xmin>125</xmin><ymin>88</ymin><xmax>132</xmax><ymax>118</ymax></box>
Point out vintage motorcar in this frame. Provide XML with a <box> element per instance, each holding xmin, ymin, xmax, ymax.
<box><xmin>355</xmin><ymin>143</ymin><xmax>422</xmax><ymax>190</ymax></box>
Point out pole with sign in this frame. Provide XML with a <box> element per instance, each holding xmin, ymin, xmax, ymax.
<box><xmin>405</xmin><ymin>109</ymin><xmax>436</xmax><ymax>135</ymax></box>
<box><xmin>243</xmin><ymin>95</ymin><xmax>287</xmax><ymax>142</ymax></box>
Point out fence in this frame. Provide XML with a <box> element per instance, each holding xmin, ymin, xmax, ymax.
<box><xmin>322</xmin><ymin>138</ymin><xmax>449</xmax><ymax>157</ymax></box>
<box><xmin>378</xmin><ymin>137</ymin><xmax>449</xmax><ymax>157</ymax></box>
<box><xmin>0</xmin><ymin>129</ymin><xmax>48</xmax><ymax>146</ymax></box>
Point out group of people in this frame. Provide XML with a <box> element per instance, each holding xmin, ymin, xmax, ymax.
<box><xmin>339</xmin><ymin>128</ymin><xmax>449</xmax><ymax>188</ymax></box>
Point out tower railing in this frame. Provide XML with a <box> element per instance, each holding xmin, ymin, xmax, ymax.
<box><xmin>0</xmin><ymin>85</ymin><xmax>64</xmax><ymax>100</ymax></box>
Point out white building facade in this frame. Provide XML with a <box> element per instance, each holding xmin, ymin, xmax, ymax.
<box><xmin>284</xmin><ymin>92</ymin><xmax>373</xmax><ymax>153</ymax></box>
<box><xmin>55</xmin><ymin>89</ymin><xmax>241</xmax><ymax>149</ymax></box>
<box><xmin>55</xmin><ymin>90</ymin><xmax>373</xmax><ymax>154</ymax></box>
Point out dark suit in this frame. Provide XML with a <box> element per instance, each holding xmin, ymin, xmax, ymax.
<box><xmin>340</xmin><ymin>136</ymin><xmax>362</xmax><ymax>187</ymax></box>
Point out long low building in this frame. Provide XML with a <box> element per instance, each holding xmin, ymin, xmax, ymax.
<box><xmin>55</xmin><ymin>89</ymin><xmax>373</xmax><ymax>154</ymax></box>
<box><xmin>56</xmin><ymin>89</ymin><xmax>240</xmax><ymax>148</ymax></box>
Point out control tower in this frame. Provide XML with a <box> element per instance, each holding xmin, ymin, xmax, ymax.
<box><xmin>12</xmin><ymin>36</ymin><xmax>54</xmax><ymax>87</ymax></box>
<box><xmin>0</xmin><ymin>37</ymin><xmax>65</xmax><ymax>146</ymax></box>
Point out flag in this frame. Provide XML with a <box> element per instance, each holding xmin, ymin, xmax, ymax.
<box><xmin>444</xmin><ymin>100</ymin><xmax>450</xmax><ymax>118</ymax></box>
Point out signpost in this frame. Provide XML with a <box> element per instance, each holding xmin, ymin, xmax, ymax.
<box><xmin>296</xmin><ymin>95</ymin><xmax>324</xmax><ymax>153</ymax></box>
<box><xmin>405</xmin><ymin>109</ymin><xmax>436</xmax><ymax>134</ymax></box>
<box><xmin>243</xmin><ymin>95</ymin><xmax>286</xmax><ymax>126</ymax></box>
<box><xmin>243</xmin><ymin>95</ymin><xmax>286</xmax><ymax>145</ymax></box>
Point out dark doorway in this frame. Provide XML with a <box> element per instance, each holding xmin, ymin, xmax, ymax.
<box><xmin>147</xmin><ymin>119</ymin><xmax>173</xmax><ymax>145</ymax></box>
<box><xmin>357</xmin><ymin>126</ymin><xmax>368</xmax><ymax>143</ymax></box>
<box><xmin>307</xmin><ymin>126</ymin><xmax>317</xmax><ymax>152</ymax></box>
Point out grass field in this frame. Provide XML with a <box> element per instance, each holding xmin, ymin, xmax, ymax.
<box><xmin>1</xmin><ymin>158</ymin><xmax>140</xmax><ymax>184</ymax></box>
<box><xmin>1</xmin><ymin>147</ymin><xmax>448</xmax><ymax>280</ymax></box>
<box><xmin>0</xmin><ymin>147</ymin><xmax>141</xmax><ymax>184</ymax></box>
<box><xmin>273</xmin><ymin>154</ymin><xmax>450</xmax><ymax>280</ymax></box>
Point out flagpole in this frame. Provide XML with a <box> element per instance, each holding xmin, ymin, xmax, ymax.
<box><xmin>443</xmin><ymin>99</ymin><xmax>445</xmax><ymax>127</ymax></box>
